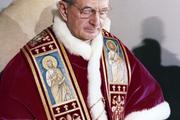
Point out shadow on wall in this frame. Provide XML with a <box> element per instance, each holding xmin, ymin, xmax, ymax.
<box><xmin>132</xmin><ymin>17</ymin><xmax>180</xmax><ymax>120</ymax></box>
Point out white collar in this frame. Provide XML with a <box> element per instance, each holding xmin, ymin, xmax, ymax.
<box><xmin>52</xmin><ymin>15</ymin><xmax>104</xmax><ymax>60</ymax></box>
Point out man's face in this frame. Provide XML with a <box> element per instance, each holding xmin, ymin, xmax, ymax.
<box><xmin>63</xmin><ymin>0</ymin><xmax>109</xmax><ymax>41</ymax></box>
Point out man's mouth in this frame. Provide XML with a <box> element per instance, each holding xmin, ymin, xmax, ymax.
<box><xmin>84</xmin><ymin>27</ymin><xmax>99</xmax><ymax>33</ymax></box>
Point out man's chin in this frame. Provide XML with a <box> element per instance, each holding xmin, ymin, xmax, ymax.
<box><xmin>83</xmin><ymin>35</ymin><xmax>98</xmax><ymax>41</ymax></box>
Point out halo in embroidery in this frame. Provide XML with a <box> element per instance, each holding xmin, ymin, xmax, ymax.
<box><xmin>42</xmin><ymin>55</ymin><xmax>58</xmax><ymax>70</ymax></box>
<box><xmin>106</xmin><ymin>40</ymin><xmax>117</xmax><ymax>51</ymax></box>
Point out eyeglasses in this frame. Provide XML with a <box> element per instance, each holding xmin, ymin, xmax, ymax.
<box><xmin>71</xmin><ymin>4</ymin><xmax>110</xmax><ymax>19</ymax></box>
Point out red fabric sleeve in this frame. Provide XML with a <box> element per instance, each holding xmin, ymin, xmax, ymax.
<box><xmin>124</xmin><ymin>46</ymin><xmax>164</xmax><ymax>116</ymax></box>
<box><xmin>0</xmin><ymin>51</ymin><xmax>47</xmax><ymax>119</ymax></box>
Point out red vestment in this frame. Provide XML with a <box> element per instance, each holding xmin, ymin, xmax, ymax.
<box><xmin>0</xmin><ymin>27</ymin><xmax>170</xmax><ymax>120</ymax></box>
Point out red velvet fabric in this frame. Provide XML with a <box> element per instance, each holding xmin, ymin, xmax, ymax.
<box><xmin>0</xmin><ymin>52</ymin><xmax>47</xmax><ymax>119</ymax></box>
<box><xmin>123</xmin><ymin>46</ymin><xmax>164</xmax><ymax>116</ymax></box>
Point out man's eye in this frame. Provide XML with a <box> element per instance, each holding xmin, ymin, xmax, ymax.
<box><xmin>100</xmin><ymin>10</ymin><xmax>108</xmax><ymax>15</ymax></box>
<box><xmin>82</xmin><ymin>8</ymin><xmax>92</xmax><ymax>14</ymax></box>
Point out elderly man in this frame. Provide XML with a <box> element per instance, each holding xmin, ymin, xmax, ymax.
<box><xmin>0</xmin><ymin>0</ymin><xmax>170</xmax><ymax>120</ymax></box>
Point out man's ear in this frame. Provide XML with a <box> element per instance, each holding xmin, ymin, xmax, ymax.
<box><xmin>57</xmin><ymin>1</ymin><xmax>68</xmax><ymax>21</ymax></box>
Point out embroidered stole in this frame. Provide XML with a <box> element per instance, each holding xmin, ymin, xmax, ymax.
<box><xmin>102</xmin><ymin>30</ymin><xmax>131</xmax><ymax>120</ymax></box>
<box><xmin>22</xmin><ymin>27</ymin><xmax>131</xmax><ymax>120</ymax></box>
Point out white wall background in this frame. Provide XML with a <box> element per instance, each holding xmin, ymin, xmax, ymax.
<box><xmin>0</xmin><ymin>0</ymin><xmax>14</xmax><ymax>11</ymax></box>
<box><xmin>110</xmin><ymin>0</ymin><xmax>180</xmax><ymax>66</ymax></box>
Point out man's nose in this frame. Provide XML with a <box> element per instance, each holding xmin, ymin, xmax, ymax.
<box><xmin>89</xmin><ymin>12</ymin><xmax>100</xmax><ymax>27</ymax></box>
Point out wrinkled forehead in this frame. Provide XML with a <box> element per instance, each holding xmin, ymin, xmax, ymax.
<box><xmin>75</xmin><ymin>0</ymin><xmax>109</xmax><ymax>9</ymax></box>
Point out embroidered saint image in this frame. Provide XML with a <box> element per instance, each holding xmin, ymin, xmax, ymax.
<box><xmin>42</xmin><ymin>55</ymin><xmax>73</xmax><ymax>104</ymax></box>
<box><xmin>111</xmin><ymin>95</ymin><xmax>125</xmax><ymax>120</ymax></box>
<box><xmin>106</xmin><ymin>40</ymin><xmax>128</xmax><ymax>84</ymax></box>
